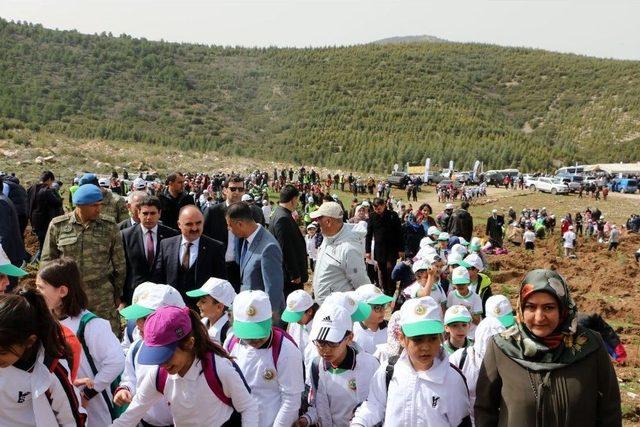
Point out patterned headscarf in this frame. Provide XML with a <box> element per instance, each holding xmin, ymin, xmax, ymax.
<box><xmin>494</xmin><ymin>269</ymin><xmax>600</xmax><ymax>371</ymax></box>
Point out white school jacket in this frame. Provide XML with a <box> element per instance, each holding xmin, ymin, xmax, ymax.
<box><xmin>287</xmin><ymin>320</ymin><xmax>314</xmax><ymax>367</ymax></box>
<box><xmin>117</xmin><ymin>339</ymin><xmax>173</xmax><ymax>426</ymax></box>
<box><xmin>61</xmin><ymin>310</ymin><xmax>125</xmax><ymax>427</ymax></box>
<box><xmin>225</xmin><ymin>333</ymin><xmax>305</xmax><ymax>427</ymax></box>
<box><xmin>0</xmin><ymin>345</ymin><xmax>86</xmax><ymax>427</ymax></box>
<box><xmin>112</xmin><ymin>355</ymin><xmax>258</xmax><ymax>427</ymax></box>
<box><xmin>351</xmin><ymin>349</ymin><xmax>470</xmax><ymax>427</ymax></box>
<box><xmin>352</xmin><ymin>322</ymin><xmax>388</xmax><ymax>355</ymax></box>
<box><xmin>304</xmin><ymin>349</ymin><xmax>380</xmax><ymax>427</ymax></box>
<box><xmin>202</xmin><ymin>313</ymin><xmax>231</xmax><ymax>344</ymax></box>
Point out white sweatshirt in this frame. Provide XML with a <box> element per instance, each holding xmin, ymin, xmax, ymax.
<box><xmin>0</xmin><ymin>345</ymin><xmax>86</xmax><ymax>427</ymax></box>
<box><xmin>62</xmin><ymin>310</ymin><xmax>125</xmax><ymax>427</ymax></box>
<box><xmin>351</xmin><ymin>349</ymin><xmax>470</xmax><ymax>427</ymax></box>
<box><xmin>287</xmin><ymin>320</ymin><xmax>314</xmax><ymax>368</ymax></box>
<box><xmin>112</xmin><ymin>354</ymin><xmax>258</xmax><ymax>427</ymax></box>
<box><xmin>226</xmin><ymin>333</ymin><xmax>305</xmax><ymax>427</ymax></box>
<box><xmin>353</xmin><ymin>322</ymin><xmax>388</xmax><ymax>355</ymax></box>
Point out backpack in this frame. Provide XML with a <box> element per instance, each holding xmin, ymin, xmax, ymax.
<box><xmin>155</xmin><ymin>351</ymin><xmax>236</xmax><ymax>408</ymax></box>
<box><xmin>457</xmin><ymin>347</ymin><xmax>469</xmax><ymax>370</ymax></box>
<box><xmin>77</xmin><ymin>312</ymin><xmax>124</xmax><ymax>420</ymax></box>
<box><xmin>225</xmin><ymin>326</ymin><xmax>298</xmax><ymax>371</ymax></box>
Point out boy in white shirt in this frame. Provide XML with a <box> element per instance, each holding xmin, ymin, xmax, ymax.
<box><xmin>305</xmin><ymin>223</ymin><xmax>319</xmax><ymax>271</ymax></box>
<box><xmin>402</xmin><ymin>255</ymin><xmax>447</xmax><ymax>311</ymax></box>
<box><xmin>296</xmin><ymin>303</ymin><xmax>380</xmax><ymax>427</ymax></box>
<box><xmin>523</xmin><ymin>225</ymin><xmax>536</xmax><ymax>251</ymax></box>
<box><xmin>351</xmin><ymin>297</ymin><xmax>471</xmax><ymax>426</ymax></box>
<box><xmin>446</xmin><ymin>266</ymin><xmax>482</xmax><ymax>339</ymax></box>
<box><xmin>442</xmin><ymin>305</ymin><xmax>473</xmax><ymax>356</ymax></box>
<box><xmin>353</xmin><ymin>285</ymin><xmax>394</xmax><ymax>355</ymax></box>
<box><xmin>225</xmin><ymin>290</ymin><xmax>305</xmax><ymax>427</ymax></box>
<box><xmin>186</xmin><ymin>277</ymin><xmax>236</xmax><ymax>343</ymax></box>
<box><xmin>563</xmin><ymin>225</ymin><xmax>577</xmax><ymax>258</ymax></box>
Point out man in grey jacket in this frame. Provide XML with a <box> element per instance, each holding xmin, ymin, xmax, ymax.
<box><xmin>310</xmin><ymin>201</ymin><xmax>370</xmax><ymax>304</ymax></box>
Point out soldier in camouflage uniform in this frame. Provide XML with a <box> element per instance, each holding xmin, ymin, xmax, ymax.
<box><xmin>41</xmin><ymin>184</ymin><xmax>125</xmax><ymax>333</ymax></box>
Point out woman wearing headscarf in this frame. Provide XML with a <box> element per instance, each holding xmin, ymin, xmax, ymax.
<box><xmin>475</xmin><ymin>269</ymin><xmax>621</xmax><ymax>427</ymax></box>
<box><xmin>401</xmin><ymin>213</ymin><xmax>425</xmax><ymax>256</ymax></box>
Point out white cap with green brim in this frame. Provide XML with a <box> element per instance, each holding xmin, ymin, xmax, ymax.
<box><xmin>444</xmin><ymin>305</ymin><xmax>472</xmax><ymax>325</ymax></box>
<box><xmin>354</xmin><ymin>284</ymin><xmax>394</xmax><ymax>305</ymax></box>
<box><xmin>400</xmin><ymin>297</ymin><xmax>444</xmax><ymax>337</ymax></box>
<box><xmin>0</xmin><ymin>244</ymin><xmax>27</xmax><ymax>277</ymax></box>
<box><xmin>427</xmin><ymin>226</ymin><xmax>441</xmax><ymax>237</ymax></box>
<box><xmin>469</xmin><ymin>237</ymin><xmax>482</xmax><ymax>252</ymax></box>
<box><xmin>419</xmin><ymin>236</ymin><xmax>435</xmax><ymax>248</ymax></box>
<box><xmin>324</xmin><ymin>292</ymin><xmax>371</xmax><ymax>322</ymax></box>
<box><xmin>451</xmin><ymin>266</ymin><xmax>471</xmax><ymax>285</ymax></box>
<box><xmin>447</xmin><ymin>252</ymin><xmax>471</xmax><ymax>268</ymax></box>
<box><xmin>451</xmin><ymin>243</ymin><xmax>468</xmax><ymax>257</ymax></box>
<box><xmin>232</xmin><ymin>290</ymin><xmax>273</xmax><ymax>339</ymax></box>
<box><xmin>458</xmin><ymin>237</ymin><xmax>470</xmax><ymax>246</ymax></box>
<box><xmin>485</xmin><ymin>295</ymin><xmax>516</xmax><ymax>328</ymax></box>
<box><xmin>120</xmin><ymin>282</ymin><xmax>186</xmax><ymax>320</ymax></box>
<box><xmin>282</xmin><ymin>289</ymin><xmax>314</xmax><ymax>323</ymax></box>
<box><xmin>437</xmin><ymin>232</ymin><xmax>450</xmax><ymax>241</ymax></box>
<box><xmin>310</xmin><ymin>304</ymin><xmax>353</xmax><ymax>343</ymax></box>
<box><xmin>463</xmin><ymin>253</ymin><xmax>484</xmax><ymax>272</ymax></box>
<box><xmin>186</xmin><ymin>277</ymin><xmax>236</xmax><ymax>307</ymax></box>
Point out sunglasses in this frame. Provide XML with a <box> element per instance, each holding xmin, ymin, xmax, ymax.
<box><xmin>370</xmin><ymin>304</ymin><xmax>388</xmax><ymax>313</ymax></box>
<box><xmin>227</xmin><ymin>187</ymin><xmax>245</xmax><ymax>192</ymax></box>
<box><xmin>313</xmin><ymin>339</ymin><xmax>343</xmax><ymax>349</ymax></box>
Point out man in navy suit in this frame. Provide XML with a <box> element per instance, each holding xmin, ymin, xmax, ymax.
<box><xmin>153</xmin><ymin>205</ymin><xmax>226</xmax><ymax>306</ymax></box>
<box><xmin>226</xmin><ymin>201</ymin><xmax>284</xmax><ymax>317</ymax></box>
<box><xmin>121</xmin><ymin>196</ymin><xmax>179</xmax><ymax>304</ymax></box>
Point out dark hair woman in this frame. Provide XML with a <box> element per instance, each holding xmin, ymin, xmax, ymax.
<box><xmin>475</xmin><ymin>269</ymin><xmax>621</xmax><ymax>426</ymax></box>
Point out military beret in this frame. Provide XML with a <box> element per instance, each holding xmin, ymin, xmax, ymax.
<box><xmin>79</xmin><ymin>173</ymin><xmax>99</xmax><ymax>186</ymax></box>
<box><xmin>72</xmin><ymin>184</ymin><xmax>103</xmax><ymax>205</ymax></box>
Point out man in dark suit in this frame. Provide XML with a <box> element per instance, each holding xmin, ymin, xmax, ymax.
<box><xmin>366</xmin><ymin>198</ymin><xmax>404</xmax><ymax>296</ymax></box>
<box><xmin>153</xmin><ymin>205</ymin><xmax>226</xmax><ymax>306</ymax></box>
<box><xmin>117</xmin><ymin>190</ymin><xmax>147</xmax><ymax>231</ymax></box>
<box><xmin>226</xmin><ymin>202</ymin><xmax>284</xmax><ymax>317</ymax></box>
<box><xmin>486</xmin><ymin>209</ymin><xmax>505</xmax><ymax>248</ymax></box>
<box><xmin>202</xmin><ymin>176</ymin><xmax>264</xmax><ymax>292</ymax></box>
<box><xmin>158</xmin><ymin>172</ymin><xmax>195</xmax><ymax>230</ymax></box>
<box><xmin>270</xmin><ymin>184</ymin><xmax>308</xmax><ymax>299</ymax></box>
<box><xmin>121</xmin><ymin>195</ymin><xmax>178</xmax><ymax>304</ymax></box>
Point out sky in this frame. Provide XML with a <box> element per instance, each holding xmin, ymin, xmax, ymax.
<box><xmin>1</xmin><ymin>0</ymin><xmax>639</xmax><ymax>60</ymax></box>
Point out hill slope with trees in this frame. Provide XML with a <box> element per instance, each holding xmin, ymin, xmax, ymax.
<box><xmin>1</xmin><ymin>18</ymin><xmax>640</xmax><ymax>173</ymax></box>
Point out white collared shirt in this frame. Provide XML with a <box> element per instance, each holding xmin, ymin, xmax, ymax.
<box><xmin>203</xmin><ymin>313</ymin><xmax>231</xmax><ymax>343</ymax></box>
<box><xmin>245</xmin><ymin>224</ymin><xmax>262</xmax><ymax>248</ymax></box>
<box><xmin>180</xmin><ymin>237</ymin><xmax>200</xmax><ymax>268</ymax></box>
<box><xmin>140</xmin><ymin>224</ymin><xmax>159</xmax><ymax>257</ymax></box>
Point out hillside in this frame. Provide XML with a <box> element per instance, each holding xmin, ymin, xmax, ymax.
<box><xmin>1</xmin><ymin>19</ymin><xmax>640</xmax><ymax>173</ymax></box>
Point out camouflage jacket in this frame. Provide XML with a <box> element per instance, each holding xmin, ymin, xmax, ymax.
<box><xmin>41</xmin><ymin>211</ymin><xmax>125</xmax><ymax>299</ymax></box>
<box><xmin>100</xmin><ymin>189</ymin><xmax>129</xmax><ymax>224</ymax></box>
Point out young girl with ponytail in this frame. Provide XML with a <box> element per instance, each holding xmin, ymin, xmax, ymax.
<box><xmin>112</xmin><ymin>306</ymin><xmax>258</xmax><ymax>427</ymax></box>
<box><xmin>0</xmin><ymin>289</ymin><xmax>86</xmax><ymax>426</ymax></box>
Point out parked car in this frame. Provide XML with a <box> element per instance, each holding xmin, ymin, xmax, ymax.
<box><xmin>424</xmin><ymin>172</ymin><xmax>447</xmax><ymax>186</ymax></box>
<box><xmin>557</xmin><ymin>174</ymin><xmax>584</xmax><ymax>192</ymax></box>
<box><xmin>483</xmin><ymin>172</ymin><xmax>505</xmax><ymax>186</ymax></box>
<box><xmin>609</xmin><ymin>178</ymin><xmax>638</xmax><ymax>193</ymax></box>
<box><xmin>527</xmin><ymin>177</ymin><xmax>570</xmax><ymax>195</ymax></box>
<box><xmin>387</xmin><ymin>172</ymin><xmax>411</xmax><ymax>189</ymax></box>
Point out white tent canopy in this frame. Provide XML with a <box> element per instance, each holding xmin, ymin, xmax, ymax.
<box><xmin>583</xmin><ymin>162</ymin><xmax>640</xmax><ymax>175</ymax></box>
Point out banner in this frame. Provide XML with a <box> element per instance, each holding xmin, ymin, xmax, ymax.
<box><xmin>393</xmin><ymin>163</ymin><xmax>399</xmax><ymax>172</ymax></box>
<box><xmin>449</xmin><ymin>160</ymin><xmax>454</xmax><ymax>173</ymax></box>
<box><xmin>424</xmin><ymin>158</ymin><xmax>431</xmax><ymax>182</ymax></box>
<box><xmin>472</xmin><ymin>160</ymin><xmax>481</xmax><ymax>181</ymax></box>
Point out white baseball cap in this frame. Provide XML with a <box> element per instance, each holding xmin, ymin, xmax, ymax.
<box><xmin>132</xmin><ymin>178</ymin><xmax>146</xmax><ymax>190</ymax></box>
<box><xmin>186</xmin><ymin>277</ymin><xmax>236</xmax><ymax>307</ymax></box>
<box><xmin>241</xmin><ymin>194</ymin><xmax>253</xmax><ymax>202</ymax></box>
<box><xmin>306</xmin><ymin>223</ymin><xmax>317</xmax><ymax>230</ymax></box>
<box><xmin>451</xmin><ymin>266</ymin><xmax>471</xmax><ymax>285</ymax></box>
<box><xmin>98</xmin><ymin>178</ymin><xmax>109</xmax><ymax>187</ymax></box>
<box><xmin>414</xmin><ymin>245</ymin><xmax>437</xmax><ymax>261</ymax></box>
<box><xmin>451</xmin><ymin>243</ymin><xmax>468</xmax><ymax>257</ymax></box>
<box><xmin>470</xmin><ymin>237</ymin><xmax>482</xmax><ymax>251</ymax></box>
<box><xmin>324</xmin><ymin>291</ymin><xmax>371</xmax><ymax>322</ymax></box>
<box><xmin>445</xmin><ymin>203</ymin><xmax>454</xmax><ymax>210</ymax></box>
<box><xmin>355</xmin><ymin>284</ymin><xmax>394</xmax><ymax>306</ymax></box>
<box><xmin>120</xmin><ymin>282</ymin><xmax>186</xmax><ymax>320</ymax></box>
<box><xmin>0</xmin><ymin>244</ymin><xmax>27</xmax><ymax>277</ymax></box>
<box><xmin>399</xmin><ymin>297</ymin><xmax>444</xmax><ymax>337</ymax></box>
<box><xmin>444</xmin><ymin>305</ymin><xmax>472</xmax><ymax>325</ymax></box>
<box><xmin>282</xmin><ymin>290</ymin><xmax>314</xmax><ymax>323</ymax></box>
<box><xmin>419</xmin><ymin>236</ymin><xmax>435</xmax><ymax>248</ymax></box>
<box><xmin>427</xmin><ymin>226</ymin><xmax>441</xmax><ymax>237</ymax></box>
<box><xmin>309</xmin><ymin>304</ymin><xmax>353</xmax><ymax>343</ymax></box>
<box><xmin>232</xmin><ymin>290</ymin><xmax>273</xmax><ymax>339</ymax></box>
<box><xmin>492</xmin><ymin>209</ymin><xmax>498</xmax><ymax>214</ymax></box>
<box><xmin>464</xmin><ymin>253</ymin><xmax>484</xmax><ymax>272</ymax></box>
<box><xmin>458</xmin><ymin>237</ymin><xmax>470</xmax><ymax>246</ymax></box>
<box><xmin>310</xmin><ymin>201</ymin><xmax>343</xmax><ymax>219</ymax></box>
<box><xmin>447</xmin><ymin>251</ymin><xmax>471</xmax><ymax>268</ymax></box>
<box><xmin>485</xmin><ymin>295</ymin><xmax>516</xmax><ymax>328</ymax></box>
<box><xmin>437</xmin><ymin>232</ymin><xmax>450</xmax><ymax>241</ymax></box>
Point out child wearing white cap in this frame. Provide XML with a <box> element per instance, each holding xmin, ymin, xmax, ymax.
<box><xmin>305</xmin><ymin>223</ymin><xmax>319</xmax><ymax>271</ymax></box>
<box><xmin>351</xmin><ymin>297</ymin><xmax>471</xmax><ymax>426</ymax></box>
<box><xmin>113</xmin><ymin>282</ymin><xmax>186</xmax><ymax>426</ymax></box>
<box><xmin>282</xmin><ymin>289</ymin><xmax>318</xmax><ymax>367</ymax></box>
<box><xmin>446</xmin><ymin>266</ymin><xmax>483</xmax><ymax>339</ymax></box>
<box><xmin>464</xmin><ymin>253</ymin><xmax>493</xmax><ymax>316</ymax></box>
<box><xmin>437</xmin><ymin>232</ymin><xmax>450</xmax><ymax>263</ymax></box>
<box><xmin>225</xmin><ymin>290</ymin><xmax>304</xmax><ymax>427</ymax></box>
<box><xmin>296</xmin><ymin>303</ymin><xmax>380</xmax><ymax>427</ymax></box>
<box><xmin>186</xmin><ymin>277</ymin><xmax>236</xmax><ymax>343</ymax></box>
<box><xmin>402</xmin><ymin>256</ymin><xmax>447</xmax><ymax>311</ymax></box>
<box><xmin>443</xmin><ymin>305</ymin><xmax>473</xmax><ymax>356</ymax></box>
<box><xmin>352</xmin><ymin>285</ymin><xmax>394</xmax><ymax>355</ymax></box>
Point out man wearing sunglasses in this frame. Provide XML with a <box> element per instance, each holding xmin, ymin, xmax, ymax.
<box><xmin>203</xmin><ymin>176</ymin><xmax>265</xmax><ymax>291</ymax></box>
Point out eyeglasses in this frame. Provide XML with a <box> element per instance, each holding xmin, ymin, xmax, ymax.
<box><xmin>227</xmin><ymin>187</ymin><xmax>245</xmax><ymax>192</ymax></box>
<box><xmin>370</xmin><ymin>304</ymin><xmax>388</xmax><ymax>313</ymax></box>
<box><xmin>313</xmin><ymin>339</ymin><xmax>343</xmax><ymax>349</ymax></box>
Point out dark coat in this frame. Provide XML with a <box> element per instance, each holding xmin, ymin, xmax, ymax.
<box><xmin>158</xmin><ymin>189</ymin><xmax>195</xmax><ymax>231</ymax></box>
<box><xmin>152</xmin><ymin>234</ymin><xmax>227</xmax><ymax>296</ymax></box>
<box><xmin>202</xmin><ymin>202</ymin><xmax>266</xmax><ymax>251</ymax></box>
<box><xmin>447</xmin><ymin>208</ymin><xmax>474</xmax><ymax>241</ymax></box>
<box><xmin>270</xmin><ymin>206</ymin><xmax>308</xmax><ymax>284</ymax></box>
<box><xmin>486</xmin><ymin>215</ymin><xmax>505</xmax><ymax>245</ymax></box>
<box><xmin>0</xmin><ymin>194</ymin><xmax>25</xmax><ymax>269</ymax></box>
<box><xmin>118</xmin><ymin>218</ymin><xmax>136</xmax><ymax>231</ymax></box>
<box><xmin>401</xmin><ymin>222</ymin><xmax>425</xmax><ymax>256</ymax></box>
<box><xmin>30</xmin><ymin>186</ymin><xmax>63</xmax><ymax>232</ymax></box>
<box><xmin>366</xmin><ymin>208</ymin><xmax>403</xmax><ymax>261</ymax></box>
<box><xmin>121</xmin><ymin>223</ymin><xmax>179</xmax><ymax>304</ymax></box>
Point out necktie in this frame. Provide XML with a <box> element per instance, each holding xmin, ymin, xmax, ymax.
<box><xmin>146</xmin><ymin>230</ymin><xmax>154</xmax><ymax>267</ymax></box>
<box><xmin>240</xmin><ymin>239</ymin><xmax>248</xmax><ymax>265</ymax></box>
<box><xmin>181</xmin><ymin>242</ymin><xmax>192</xmax><ymax>271</ymax></box>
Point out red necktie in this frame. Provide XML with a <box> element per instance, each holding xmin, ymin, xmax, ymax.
<box><xmin>146</xmin><ymin>230</ymin><xmax>155</xmax><ymax>267</ymax></box>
